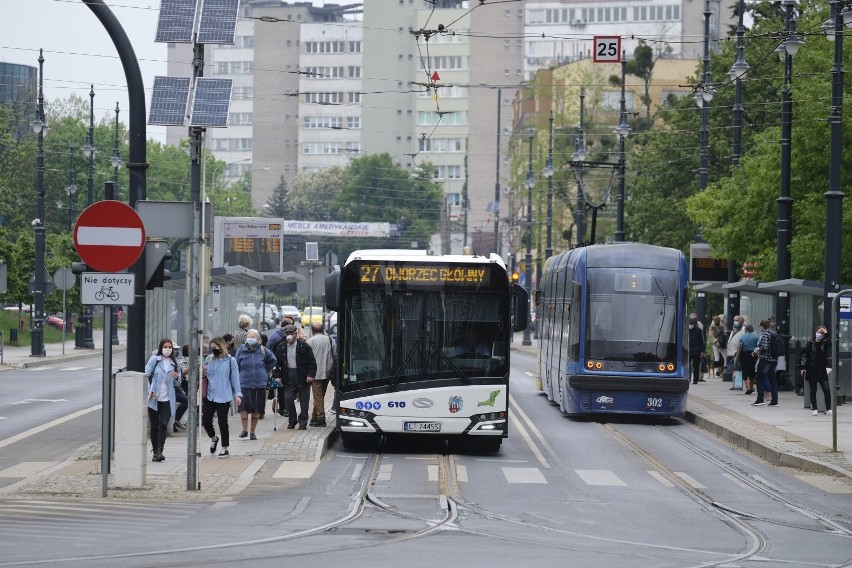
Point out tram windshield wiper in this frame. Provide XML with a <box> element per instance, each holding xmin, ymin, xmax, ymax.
<box><xmin>387</xmin><ymin>338</ymin><xmax>423</xmax><ymax>393</ymax></box>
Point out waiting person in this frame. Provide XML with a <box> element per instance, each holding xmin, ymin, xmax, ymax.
<box><xmin>223</xmin><ymin>333</ymin><xmax>236</xmax><ymax>356</ymax></box>
<box><xmin>202</xmin><ymin>336</ymin><xmax>242</xmax><ymax>458</ymax></box>
<box><xmin>708</xmin><ymin>315</ymin><xmax>726</xmax><ymax>380</ymax></box>
<box><xmin>235</xmin><ymin>329</ymin><xmax>276</xmax><ymax>439</ymax></box>
<box><xmin>799</xmin><ymin>325</ymin><xmax>833</xmax><ymax>416</ymax></box>
<box><xmin>687</xmin><ymin>313</ymin><xmax>706</xmax><ymax>385</ymax></box>
<box><xmin>724</xmin><ymin>315</ymin><xmax>746</xmax><ymax>389</ymax></box>
<box><xmin>736</xmin><ymin>323</ymin><xmax>759</xmax><ymax>395</ymax></box>
<box><xmin>306</xmin><ymin>322</ymin><xmax>335</xmax><ymax>427</ymax></box>
<box><xmin>145</xmin><ymin>339</ymin><xmax>183</xmax><ymax>462</ymax></box>
<box><xmin>234</xmin><ymin>315</ymin><xmax>252</xmax><ymax>351</ymax></box>
<box><xmin>752</xmin><ymin>319</ymin><xmax>779</xmax><ymax>407</ymax></box>
<box><xmin>273</xmin><ymin>324</ymin><xmax>317</xmax><ymax>430</ymax></box>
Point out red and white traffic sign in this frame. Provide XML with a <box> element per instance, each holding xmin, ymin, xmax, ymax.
<box><xmin>73</xmin><ymin>200</ymin><xmax>146</xmax><ymax>272</ymax></box>
<box><xmin>593</xmin><ymin>36</ymin><xmax>622</xmax><ymax>63</ymax></box>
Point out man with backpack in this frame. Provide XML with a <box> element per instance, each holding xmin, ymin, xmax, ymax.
<box><xmin>751</xmin><ymin>318</ymin><xmax>782</xmax><ymax>407</ymax></box>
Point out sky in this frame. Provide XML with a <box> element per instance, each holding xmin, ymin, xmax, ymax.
<box><xmin>0</xmin><ymin>0</ymin><xmax>168</xmax><ymax>141</ymax></box>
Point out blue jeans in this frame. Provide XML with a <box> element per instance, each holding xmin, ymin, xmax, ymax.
<box><xmin>755</xmin><ymin>359</ymin><xmax>778</xmax><ymax>404</ymax></box>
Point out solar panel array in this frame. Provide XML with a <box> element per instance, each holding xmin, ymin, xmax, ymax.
<box><xmin>154</xmin><ymin>0</ymin><xmax>196</xmax><ymax>43</ymax></box>
<box><xmin>190</xmin><ymin>78</ymin><xmax>233</xmax><ymax>127</ymax></box>
<box><xmin>148</xmin><ymin>76</ymin><xmax>191</xmax><ymax>126</ymax></box>
<box><xmin>198</xmin><ymin>0</ymin><xmax>240</xmax><ymax>45</ymax></box>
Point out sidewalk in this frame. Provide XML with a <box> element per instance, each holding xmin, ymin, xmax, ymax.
<box><xmin>512</xmin><ymin>336</ymin><xmax>852</xmax><ymax>480</ymax></box>
<box><xmin>0</xmin><ymin>332</ymin><xmax>338</xmax><ymax>500</ymax></box>
<box><xmin>0</xmin><ymin>327</ymin><xmax>128</xmax><ymax>369</ymax></box>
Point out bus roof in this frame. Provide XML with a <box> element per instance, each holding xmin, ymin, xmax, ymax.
<box><xmin>346</xmin><ymin>249</ymin><xmax>506</xmax><ymax>269</ymax></box>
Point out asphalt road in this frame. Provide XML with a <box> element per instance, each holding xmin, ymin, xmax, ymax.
<box><xmin>0</xmin><ymin>351</ymin><xmax>850</xmax><ymax>567</ymax></box>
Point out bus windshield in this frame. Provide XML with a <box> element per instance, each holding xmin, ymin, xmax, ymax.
<box><xmin>585</xmin><ymin>268</ymin><xmax>679</xmax><ymax>362</ymax></box>
<box><xmin>340</xmin><ymin>290</ymin><xmax>509</xmax><ymax>391</ymax></box>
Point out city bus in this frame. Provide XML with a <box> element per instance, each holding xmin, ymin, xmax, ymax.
<box><xmin>537</xmin><ymin>243</ymin><xmax>690</xmax><ymax>417</ymax></box>
<box><xmin>325</xmin><ymin>249</ymin><xmax>528</xmax><ymax>451</ymax></box>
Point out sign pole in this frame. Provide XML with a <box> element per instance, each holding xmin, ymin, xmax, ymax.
<box><xmin>101</xmin><ymin>306</ymin><xmax>112</xmax><ymax>498</ymax></box>
<box><xmin>61</xmin><ymin>287</ymin><xmax>66</xmax><ymax>356</ymax></box>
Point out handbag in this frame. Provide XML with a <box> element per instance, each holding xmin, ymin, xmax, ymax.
<box><xmin>733</xmin><ymin>370</ymin><xmax>743</xmax><ymax>389</ymax></box>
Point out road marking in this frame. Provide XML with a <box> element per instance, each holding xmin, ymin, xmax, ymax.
<box><xmin>0</xmin><ymin>404</ymin><xmax>100</xmax><ymax>450</ymax></box>
<box><xmin>0</xmin><ymin>462</ymin><xmax>58</xmax><ymax>478</ymax></box>
<box><xmin>455</xmin><ymin>464</ymin><xmax>468</xmax><ymax>483</ymax></box>
<box><xmin>647</xmin><ymin>471</ymin><xmax>675</xmax><ymax>487</ymax></box>
<box><xmin>377</xmin><ymin>463</ymin><xmax>393</xmax><ymax>481</ymax></box>
<box><xmin>674</xmin><ymin>472</ymin><xmax>705</xmax><ymax>489</ymax></box>
<box><xmin>272</xmin><ymin>461</ymin><xmax>318</xmax><ymax>479</ymax></box>
<box><xmin>575</xmin><ymin>469</ymin><xmax>627</xmax><ymax>486</ymax></box>
<box><xmin>351</xmin><ymin>463</ymin><xmax>364</xmax><ymax>481</ymax></box>
<box><xmin>502</xmin><ymin>467</ymin><xmax>547</xmax><ymax>484</ymax></box>
<box><xmin>9</xmin><ymin>398</ymin><xmax>68</xmax><ymax>405</ymax></box>
<box><xmin>428</xmin><ymin>464</ymin><xmax>439</xmax><ymax>482</ymax></box>
<box><xmin>508</xmin><ymin>412</ymin><xmax>550</xmax><ymax>469</ymax></box>
<box><xmin>509</xmin><ymin>394</ymin><xmax>557</xmax><ymax>458</ymax></box>
<box><xmin>60</xmin><ymin>367</ymin><xmax>89</xmax><ymax>371</ymax></box>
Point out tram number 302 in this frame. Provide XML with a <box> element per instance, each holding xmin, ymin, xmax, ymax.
<box><xmin>646</xmin><ymin>397</ymin><xmax>664</xmax><ymax>408</ymax></box>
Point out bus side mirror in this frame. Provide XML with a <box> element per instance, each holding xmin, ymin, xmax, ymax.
<box><xmin>511</xmin><ymin>283</ymin><xmax>529</xmax><ymax>332</ymax></box>
<box><xmin>325</xmin><ymin>268</ymin><xmax>341</xmax><ymax>312</ymax></box>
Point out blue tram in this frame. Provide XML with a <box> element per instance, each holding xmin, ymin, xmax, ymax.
<box><xmin>536</xmin><ymin>243</ymin><xmax>690</xmax><ymax>417</ymax></box>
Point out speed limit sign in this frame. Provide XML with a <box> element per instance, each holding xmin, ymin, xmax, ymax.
<box><xmin>593</xmin><ymin>36</ymin><xmax>621</xmax><ymax>63</ymax></box>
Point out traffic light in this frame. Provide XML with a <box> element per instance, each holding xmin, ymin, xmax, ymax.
<box><xmin>146</xmin><ymin>248</ymin><xmax>172</xmax><ymax>290</ymax></box>
<box><xmin>510</xmin><ymin>271</ymin><xmax>520</xmax><ymax>283</ymax></box>
<box><xmin>71</xmin><ymin>262</ymin><xmax>90</xmax><ymax>275</ymax></box>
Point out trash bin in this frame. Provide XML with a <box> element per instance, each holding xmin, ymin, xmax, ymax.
<box><xmin>8</xmin><ymin>328</ymin><xmax>17</xmax><ymax>345</ymax></box>
<box><xmin>75</xmin><ymin>325</ymin><xmax>86</xmax><ymax>348</ymax></box>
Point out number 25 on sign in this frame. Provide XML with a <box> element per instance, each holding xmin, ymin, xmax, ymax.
<box><xmin>593</xmin><ymin>36</ymin><xmax>621</xmax><ymax>63</ymax></box>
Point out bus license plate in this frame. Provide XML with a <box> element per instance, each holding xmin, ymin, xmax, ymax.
<box><xmin>404</xmin><ymin>421</ymin><xmax>441</xmax><ymax>432</ymax></box>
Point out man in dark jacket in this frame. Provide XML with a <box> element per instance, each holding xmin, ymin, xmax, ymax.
<box><xmin>273</xmin><ymin>324</ymin><xmax>317</xmax><ymax>429</ymax></box>
<box><xmin>687</xmin><ymin>313</ymin><xmax>706</xmax><ymax>385</ymax></box>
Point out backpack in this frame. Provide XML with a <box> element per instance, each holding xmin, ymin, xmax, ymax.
<box><xmin>716</xmin><ymin>332</ymin><xmax>727</xmax><ymax>350</ymax></box>
<box><xmin>768</xmin><ymin>330</ymin><xmax>785</xmax><ymax>358</ymax></box>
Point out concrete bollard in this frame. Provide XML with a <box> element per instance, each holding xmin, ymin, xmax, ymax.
<box><xmin>114</xmin><ymin>371</ymin><xmax>147</xmax><ymax>488</ymax></box>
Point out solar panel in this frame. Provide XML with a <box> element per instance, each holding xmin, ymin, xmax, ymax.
<box><xmin>154</xmin><ymin>0</ymin><xmax>197</xmax><ymax>43</ymax></box>
<box><xmin>148</xmin><ymin>76</ymin><xmax>191</xmax><ymax>126</ymax></box>
<box><xmin>197</xmin><ymin>0</ymin><xmax>240</xmax><ymax>45</ymax></box>
<box><xmin>190</xmin><ymin>78</ymin><xmax>232</xmax><ymax>127</ymax></box>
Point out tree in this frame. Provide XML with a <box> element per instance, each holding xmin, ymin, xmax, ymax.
<box><xmin>609</xmin><ymin>40</ymin><xmax>661</xmax><ymax>120</ymax></box>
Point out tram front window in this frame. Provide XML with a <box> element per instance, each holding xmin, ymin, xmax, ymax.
<box><xmin>585</xmin><ymin>268</ymin><xmax>678</xmax><ymax>362</ymax></box>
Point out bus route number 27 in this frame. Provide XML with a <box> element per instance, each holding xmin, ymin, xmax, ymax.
<box><xmin>593</xmin><ymin>36</ymin><xmax>621</xmax><ymax>63</ymax></box>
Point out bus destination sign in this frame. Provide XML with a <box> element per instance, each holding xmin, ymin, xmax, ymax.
<box><xmin>359</xmin><ymin>263</ymin><xmax>491</xmax><ymax>286</ymax></box>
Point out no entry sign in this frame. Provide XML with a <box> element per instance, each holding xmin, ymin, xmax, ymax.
<box><xmin>73</xmin><ymin>201</ymin><xmax>145</xmax><ymax>272</ymax></box>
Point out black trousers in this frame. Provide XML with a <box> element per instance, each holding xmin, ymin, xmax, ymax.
<box><xmin>148</xmin><ymin>401</ymin><xmax>170</xmax><ymax>453</ymax></box>
<box><xmin>689</xmin><ymin>355</ymin><xmax>702</xmax><ymax>383</ymax></box>
<box><xmin>284</xmin><ymin>368</ymin><xmax>311</xmax><ymax>427</ymax></box>
<box><xmin>201</xmin><ymin>398</ymin><xmax>232</xmax><ymax>447</ymax></box>
<box><xmin>808</xmin><ymin>376</ymin><xmax>832</xmax><ymax>411</ymax></box>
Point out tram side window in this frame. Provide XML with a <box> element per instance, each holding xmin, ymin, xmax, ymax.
<box><xmin>567</xmin><ymin>282</ymin><xmax>581</xmax><ymax>360</ymax></box>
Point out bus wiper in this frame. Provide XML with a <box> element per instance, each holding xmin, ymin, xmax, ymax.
<box><xmin>387</xmin><ymin>338</ymin><xmax>423</xmax><ymax>393</ymax></box>
<box><xmin>424</xmin><ymin>339</ymin><xmax>470</xmax><ymax>384</ymax></box>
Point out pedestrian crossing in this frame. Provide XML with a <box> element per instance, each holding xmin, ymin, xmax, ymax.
<box><xmin>0</xmin><ymin>499</ymin><xmax>205</xmax><ymax>542</ymax></box>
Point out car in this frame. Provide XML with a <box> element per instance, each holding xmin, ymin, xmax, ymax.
<box><xmin>4</xmin><ymin>305</ymin><xmax>71</xmax><ymax>331</ymax></box>
<box><xmin>301</xmin><ymin>306</ymin><xmax>324</xmax><ymax>327</ymax></box>
<box><xmin>279</xmin><ymin>305</ymin><xmax>301</xmax><ymax>323</ymax></box>
<box><xmin>257</xmin><ymin>305</ymin><xmax>278</xmax><ymax>331</ymax></box>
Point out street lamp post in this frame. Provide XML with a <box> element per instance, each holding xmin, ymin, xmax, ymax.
<box><xmin>65</xmin><ymin>144</ymin><xmax>77</xmax><ymax>232</ymax></box>
<box><xmin>728</xmin><ymin>0</ymin><xmax>749</xmax><ymax>330</ymax></box>
<box><xmin>544</xmin><ymin>111</ymin><xmax>555</xmax><ymax>260</ymax></box>
<box><xmin>30</xmin><ymin>49</ymin><xmax>47</xmax><ymax>358</ymax></box>
<box><xmin>112</xmin><ymin>102</ymin><xmax>124</xmax><ymax>196</ymax></box>
<box><xmin>522</xmin><ymin>133</ymin><xmax>535</xmax><ymax>347</ymax></box>
<box><xmin>80</xmin><ymin>85</ymin><xmax>96</xmax><ymax>349</ymax></box>
<box><xmin>776</xmin><ymin>0</ymin><xmax>803</xmax><ymax>343</ymax></box>
<box><xmin>824</xmin><ymin>1</ymin><xmax>848</xmax><ymax>334</ymax></box>
<box><xmin>494</xmin><ymin>87</ymin><xmax>502</xmax><ymax>254</ymax></box>
<box><xmin>614</xmin><ymin>52</ymin><xmax>631</xmax><ymax>242</ymax></box>
<box><xmin>574</xmin><ymin>87</ymin><xmax>587</xmax><ymax>244</ymax></box>
<box><xmin>694</xmin><ymin>0</ymin><xmax>714</xmax><ymax>328</ymax></box>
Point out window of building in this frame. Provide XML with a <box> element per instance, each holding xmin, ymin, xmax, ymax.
<box><xmin>527</xmin><ymin>8</ymin><xmax>543</xmax><ymax>24</ymax></box>
<box><xmin>602</xmin><ymin>91</ymin><xmax>636</xmax><ymax>111</ymax></box>
<box><xmin>348</xmin><ymin>66</ymin><xmax>361</xmax><ymax>78</ymax></box>
<box><xmin>347</xmin><ymin>116</ymin><xmax>361</xmax><ymax>129</ymax></box>
<box><xmin>348</xmin><ymin>92</ymin><xmax>361</xmax><ymax>103</ymax></box>
<box><xmin>349</xmin><ymin>41</ymin><xmax>362</xmax><ymax>53</ymax></box>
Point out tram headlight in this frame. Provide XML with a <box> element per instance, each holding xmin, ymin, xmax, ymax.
<box><xmin>595</xmin><ymin>361</ymin><xmax>603</xmax><ymax>370</ymax></box>
<box><xmin>586</xmin><ymin>361</ymin><xmax>594</xmax><ymax>369</ymax></box>
<box><xmin>667</xmin><ymin>363</ymin><xmax>675</xmax><ymax>371</ymax></box>
<box><xmin>658</xmin><ymin>364</ymin><xmax>666</xmax><ymax>371</ymax></box>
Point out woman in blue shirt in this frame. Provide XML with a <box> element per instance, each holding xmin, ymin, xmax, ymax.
<box><xmin>145</xmin><ymin>339</ymin><xmax>182</xmax><ymax>462</ymax></box>
<box><xmin>202</xmin><ymin>336</ymin><xmax>242</xmax><ymax>458</ymax></box>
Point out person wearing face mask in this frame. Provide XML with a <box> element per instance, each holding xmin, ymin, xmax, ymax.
<box><xmin>235</xmin><ymin>329</ymin><xmax>277</xmax><ymax>439</ymax></box>
<box><xmin>736</xmin><ymin>323</ymin><xmax>759</xmax><ymax>395</ymax></box>
<box><xmin>687</xmin><ymin>313</ymin><xmax>706</xmax><ymax>385</ymax></box>
<box><xmin>724</xmin><ymin>315</ymin><xmax>746</xmax><ymax>389</ymax></box>
<box><xmin>799</xmin><ymin>326</ymin><xmax>832</xmax><ymax>416</ymax></box>
<box><xmin>202</xmin><ymin>336</ymin><xmax>242</xmax><ymax>458</ymax></box>
<box><xmin>272</xmin><ymin>324</ymin><xmax>317</xmax><ymax>430</ymax></box>
<box><xmin>145</xmin><ymin>339</ymin><xmax>183</xmax><ymax>462</ymax></box>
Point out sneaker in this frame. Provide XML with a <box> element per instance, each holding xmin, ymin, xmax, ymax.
<box><xmin>286</xmin><ymin>424</ymin><xmax>296</xmax><ymax>429</ymax></box>
<box><xmin>813</xmin><ymin>409</ymin><xmax>819</xmax><ymax>416</ymax></box>
<box><xmin>175</xmin><ymin>421</ymin><xmax>187</xmax><ymax>430</ymax></box>
<box><xmin>314</xmin><ymin>421</ymin><xmax>326</xmax><ymax>428</ymax></box>
<box><xmin>827</xmin><ymin>409</ymin><xmax>833</xmax><ymax>416</ymax></box>
<box><xmin>298</xmin><ymin>424</ymin><xmax>307</xmax><ymax>430</ymax></box>
<box><xmin>238</xmin><ymin>430</ymin><xmax>248</xmax><ymax>439</ymax></box>
<box><xmin>210</xmin><ymin>437</ymin><xmax>219</xmax><ymax>454</ymax></box>
<box><xmin>751</xmin><ymin>401</ymin><xmax>765</xmax><ymax>406</ymax></box>
<box><xmin>218</xmin><ymin>450</ymin><xmax>230</xmax><ymax>459</ymax></box>
<box><xmin>729</xmin><ymin>387</ymin><xmax>738</xmax><ymax>390</ymax></box>
<box><xmin>250</xmin><ymin>433</ymin><xmax>257</xmax><ymax>440</ymax></box>
<box><xmin>768</xmin><ymin>401</ymin><xmax>778</xmax><ymax>407</ymax></box>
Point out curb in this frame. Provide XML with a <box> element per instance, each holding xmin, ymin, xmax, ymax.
<box><xmin>684</xmin><ymin>409</ymin><xmax>852</xmax><ymax>479</ymax></box>
<box><xmin>0</xmin><ymin>346</ymin><xmax>127</xmax><ymax>370</ymax></box>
